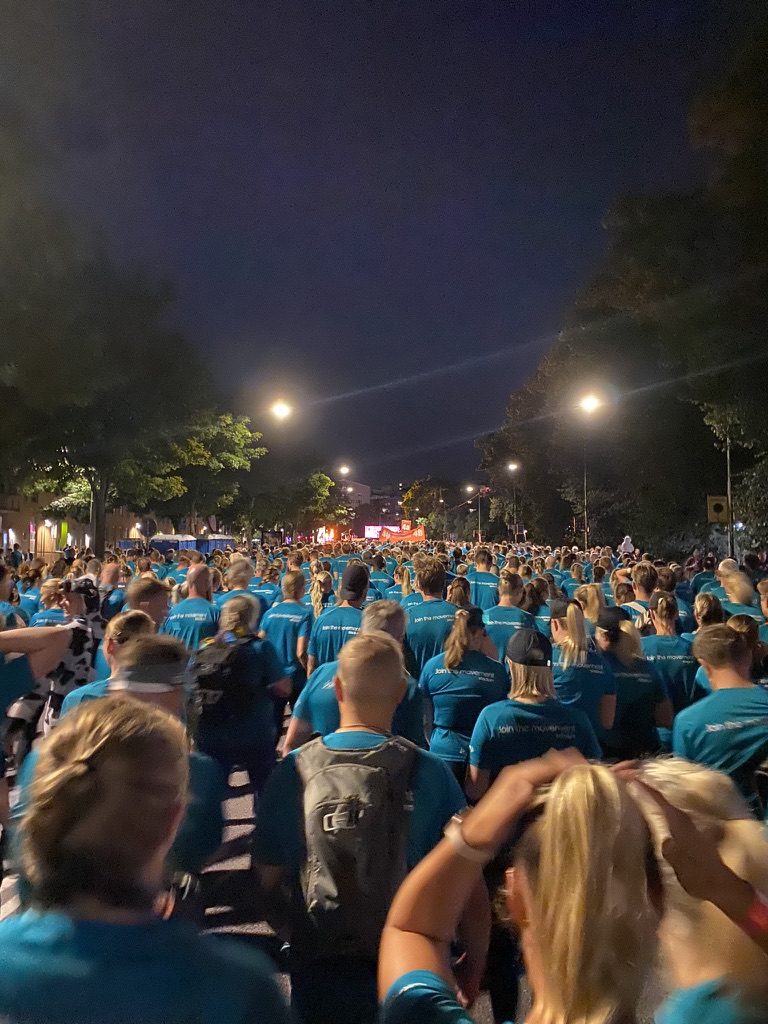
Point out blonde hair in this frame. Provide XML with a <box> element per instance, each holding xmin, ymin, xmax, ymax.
<box><xmin>336</xmin><ymin>632</ymin><xmax>405</xmax><ymax>707</ymax></box>
<box><xmin>607</xmin><ymin>619</ymin><xmax>642</xmax><ymax>666</ymax></box>
<box><xmin>393</xmin><ymin>566</ymin><xmax>412</xmax><ymax>597</ymax></box>
<box><xmin>651</xmin><ymin>592</ymin><xmax>678</xmax><ymax>623</ymax></box>
<box><xmin>724</xmin><ymin>572</ymin><xmax>757</xmax><ymax>607</ymax></box>
<box><xmin>694</xmin><ymin>591</ymin><xmax>724</xmax><ymax>627</ymax></box>
<box><xmin>507</xmin><ymin>661</ymin><xmax>556</xmax><ymax>701</ymax></box>
<box><xmin>574</xmin><ymin>583</ymin><xmax>605</xmax><ymax>626</ymax></box>
<box><xmin>361</xmin><ymin>600</ymin><xmax>407</xmax><ymax>642</ymax></box>
<box><xmin>282</xmin><ymin>569</ymin><xmax>306</xmax><ymax>601</ymax></box>
<box><xmin>447</xmin><ymin>577</ymin><xmax>471</xmax><ymax>607</ymax></box>
<box><xmin>104</xmin><ymin>610</ymin><xmax>155</xmax><ymax>645</ymax></box>
<box><xmin>444</xmin><ymin>607</ymin><xmax>484</xmax><ymax>671</ymax></box>
<box><xmin>639</xmin><ymin>759</ymin><xmax>768</xmax><ymax>1008</ymax></box>
<box><xmin>515</xmin><ymin>765</ymin><xmax>656</xmax><ymax>1024</ymax></box>
<box><xmin>21</xmin><ymin>697</ymin><xmax>188</xmax><ymax>910</ymax></box>
<box><xmin>692</xmin><ymin>623</ymin><xmax>750</xmax><ymax>669</ymax></box>
<box><xmin>226</xmin><ymin>561</ymin><xmax>252</xmax><ymax>590</ymax></box>
<box><xmin>218</xmin><ymin>593</ymin><xmax>260</xmax><ymax>635</ymax></box>
<box><xmin>554</xmin><ymin>602</ymin><xmax>589</xmax><ymax>669</ymax></box>
<box><xmin>311</xmin><ymin>571</ymin><xmax>333</xmax><ymax>619</ymax></box>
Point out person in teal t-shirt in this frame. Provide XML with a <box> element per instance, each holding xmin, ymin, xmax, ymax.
<box><xmin>468</xmin><ymin>549</ymin><xmax>498</xmax><ymax>610</ymax></box>
<box><xmin>283</xmin><ymin>599</ymin><xmax>425</xmax><ymax>752</ymax></box>
<box><xmin>549</xmin><ymin>598</ymin><xmax>616</xmax><ymax>737</ymax></box>
<box><xmin>254</xmin><ymin>631</ymin><xmax>464</xmax><ymax>1024</ymax></box>
<box><xmin>673</xmin><ymin>622</ymin><xmax>768</xmax><ymax>813</ymax></box>
<box><xmin>306</xmin><ymin>563</ymin><xmax>368</xmax><ymax>673</ymax></box>
<box><xmin>259</xmin><ymin>570</ymin><xmax>313</xmax><ymax>697</ymax></box>
<box><xmin>0</xmin><ymin>696</ymin><xmax>285</xmax><ymax>1024</ymax></box>
<box><xmin>482</xmin><ymin>572</ymin><xmax>535</xmax><ymax>661</ymax></box>
<box><xmin>467</xmin><ymin>627</ymin><xmax>600</xmax><ymax>800</ymax></box>
<box><xmin>641</xmin><ymin>591</ymin><xmax>702</xmax><ymax>718</ymax></box>
<box><xmin>160</xmin><ymin>565</ymin><xmax>219</xmax><ymax>651</ymax></box>
<box><xmin>418</xmin><ymin>606</ymin><xmax>507</xmax><ymax>779</ymax></box>
<box><xmin>403</xmin><ymin>560</ymin><xmax>456</xmax><ymax>677</ymax></box>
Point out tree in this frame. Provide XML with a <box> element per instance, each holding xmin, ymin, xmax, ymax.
<box><xmin>232</xmin><ymin>471</ymin><xmax>351</xmax><ymax>539</ymax></box>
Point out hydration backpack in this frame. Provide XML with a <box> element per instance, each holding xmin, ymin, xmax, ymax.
<box><xmin>193</xmin><ymin>632</ymin><xmax>256</xmax><ymax>723</ymax></box>
<box><xmin>293</xmin><ymin>735</ymin><xmax>418</xmax><ymax>963</ymax></box>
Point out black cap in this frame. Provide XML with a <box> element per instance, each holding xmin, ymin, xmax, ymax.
<box><xmin>597</xmin><ymin>605</ymin><xmax>630</xmax><ymax>637</ymax></box>
<box><xmin>549</xmin><ymin>598</ymin><xmax>571</xmax><ymax>620</ymax></box>
<box><xmin>340</xmin><ymin>563</ymin><xmax>370</xmax><ymax>601</ymax></box>
<box><xmin>506</xmin><ymin>627</ymin><xmax>552</xmax><ymax>667</ymax></box>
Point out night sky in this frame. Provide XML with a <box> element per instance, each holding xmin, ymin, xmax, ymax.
<box><xmin>6</xmin><ymin>1</ymin><xmax>745</xmax><ymax>483</ymax></box>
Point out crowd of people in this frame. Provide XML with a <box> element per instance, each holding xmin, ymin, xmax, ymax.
<box><xmin>0</xmin><ymin>535</ymin><xmax>767</xmax><ymax>1022</ymax></box>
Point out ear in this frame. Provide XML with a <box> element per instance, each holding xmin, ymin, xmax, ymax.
<box><xmin>333</xmin><ymin>676</ymin><xmax>344</xmax><ymax>703</ymax></box>
<box><xmin>504</xmin><ymin>866</ymin><xmax>528</xmax><ymax>928</ymax></box>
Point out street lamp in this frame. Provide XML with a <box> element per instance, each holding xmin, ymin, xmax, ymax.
<box><xmin>271</xmin><ymin>401</ymin><xmax>292</xmax><ymax>420</ymax></box>
<box><xmin>578</xmin><ymin>394</ymin><xmax>605</xmax><ymax>552</ymax></box>
<box><xmin>338</xmin><ymin>465</ymin><xmax>350</xmax><ymax>477</ymax></box>
<box><xmin>466</xmin><ymin>486</ymin><xmax>482</xmax><ymax>541</ymax></box>
<box><xmin>507</xmin><ymin>462</ymin><xmax>521</xmax><ymax>541</ymax></box>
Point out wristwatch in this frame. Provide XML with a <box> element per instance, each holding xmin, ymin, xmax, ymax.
<box><xmin>444</xmin><ymin>810</ymin><xmax>495</xmax><ymax>865</ymax></box>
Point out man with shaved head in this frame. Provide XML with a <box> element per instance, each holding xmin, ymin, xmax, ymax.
<box><xmin>160</xmin><ymin>562</ymin><xmax>219</xmax><ymax>649</ymax></box>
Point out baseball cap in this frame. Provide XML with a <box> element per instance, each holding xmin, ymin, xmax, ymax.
<box><xmin>506</xmin><ymin>627</ymin><xmax>552</xmax><ymax>667</ymax></box>
<box><xmin>597</xmin><ymin>606</ymin><xmax>630</xmax><ymax>637</ymax></box>
<box><xmin>339</xmin><ymin>563</ymin><xmax>370</xmax><ymax>601</ymax></box>
<box><xmin>548</xmin><ymin>598</ymin><xmax>571</xmax><ymax>620</ymax></box>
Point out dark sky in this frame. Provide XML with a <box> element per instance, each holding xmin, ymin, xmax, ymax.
<box><xmin>7</xmin><ymin>0</ymin><xmax>745</xmax><ymax>484</ymax></box>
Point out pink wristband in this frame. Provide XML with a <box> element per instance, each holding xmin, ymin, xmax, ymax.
<box><xmin>740</xmin><ymin>891</ymin><xmax>768</xmax><ymax>938</ymax></box>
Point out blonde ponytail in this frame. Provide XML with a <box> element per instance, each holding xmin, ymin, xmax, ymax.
<box><xmin>615</xmin><ymin>619</ymin><xmax>641</xmax><ymax>665</ymax></box>
<box><xmin>311</xmin><ymin>571</ymin><xmax>333</xmax><ymax>619</ymax></box>
<box><xmin>444</xmin><ymin>610</ymin><xmax>471</xmax><ymax>671</ymax></box>
<box><xmin>558</xmin><ymin>602</ymin><xmax>589</xmax><ymax>669</ymax></box>
<box><xmin>517</xmin><ymin>765</ymin><xmax>656</xmax><ymax>1024</ymax></box>
<box><xmin>395</xmin><ymin>566</ymin><xmax>412</xmax><ymax>597</ymax></box>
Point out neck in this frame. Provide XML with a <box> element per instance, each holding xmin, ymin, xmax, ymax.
<box><xmin>338</xmin><ymin>706</ymin><xmax>394</xmax><ymax>734</ymax></box>
<box><xmin>422</xmin><ymin>593</ymin><xmax>441</xmax><ymax>602</ymax></box>
<box><xmin>498</xmin><ymin>596</ymin><xmax>514</xmax><ymax>607</ymax></box>
<box><xmin>655</xmin><ymin>622</ymin><xmax>676</xmax><ymax>637</ymax></box>
<box><xmin>187</xmin><ymin>589</ymin><xmax>206</xmax><ymax>601</ymax></box>
<box><xmin>709</xmin><ymin>668</ymin><xmax>755</xmax><ymax>691</ymax></box>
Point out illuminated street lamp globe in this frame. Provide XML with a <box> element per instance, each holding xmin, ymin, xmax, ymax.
<box><xmin>507</xmin><ymin>462</ymin><xmax>520</xmax><ymax>472</ymax></box>
<box><xmin>579</xmin><ymin>394</ymin><xmax>603</xmax><ymax>415</ymax></box>
<box><xmin>271</xmin><ymin>401</ymin><xmax>292</xmax><ymax>420</ymax></box>
<box><xmin>338</xmin><ymin>465</ymin><xmax>350</xmax><ymax>477</ymax></box>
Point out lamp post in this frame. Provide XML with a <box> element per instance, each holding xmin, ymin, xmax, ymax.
<box><xmin>578</xmin><ymin>394</ymin><xmax>604</xmax><ymax>553</ymax></box>
<box><xmin>507</xmin><ymin>462</ymin><xmax>520</xmax><ymax>540</ymax></box>
<box><xmin>466</xmin><ymin>485</ymin><xmax>481</xmax><ymax>542</ymax></box>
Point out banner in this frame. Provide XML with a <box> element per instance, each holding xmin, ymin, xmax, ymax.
<box><xmin>380</xmin><ymin>525</ymin><xmax>426</xmax><ymax>544</ymax></box>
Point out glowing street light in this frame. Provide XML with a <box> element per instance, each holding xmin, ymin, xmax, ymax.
<box><xmin>338</xmin><ymin>465</ymin><xmax>350</xmax><ymax>477</ymax></box>
<box><xmin>507</xmin><ymin>462</ymin><xmax>520</xmax><ymax>473</ymax></box>
<box><xmin>579</xmin><ymin>394</ymin><xmax>603</xmax><ymax>415</ymax></box>
<box><xmin>346</xmin><ymin>486</ymin><xmax>354</xmax><ymax>493</ymax></box>
<box><xmin>465</xmin><ymin>484</ymin><xmax>475</xmax><ymax>493</ymax></box>
<box><xmin>271</xmin><ymin>401</ymin><xmax>292</xmax><ymax>420</ymax></box>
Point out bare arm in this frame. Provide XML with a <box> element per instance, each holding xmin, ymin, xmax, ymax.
<box><xmin>464</xmin><ymin>765</ymin><xmax>490</xmax><ymax>804</ymax></box>
<box><xmin>282</xmin><ymin>715</ymin><xmax>314</xmax><ymax>755</ymax></box>
<box><xmin>599</xmin><ymin>693</ymin><xmax>617</xmax><ymax>730</ymax></box>
<box><xmin>296</xmin><ymin>635</ymin><xmax>309</xmax><ymax>670</ymax></box>
<box><xmin>306</xmin><ymin>655</ymin><xmax>318</xmax><ymax>677</ymax></box>
<box><xmin>0</xmin><ymin>625</ymin><xmax>73</xmax><ymax>655</ymax></box>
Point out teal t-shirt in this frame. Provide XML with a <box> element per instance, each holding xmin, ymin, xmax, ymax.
<box><xmin>291</xmin><ymin>661</ymin><xmax>426</xmax><ymax>747</ymax></box>
<box><xmin>254</xmin><ymin>732</ymin><xmax>464</xmax><ymax>873</ymax></box>
<box><xmin>722</xmin><ymin>601</ymin><xmax>764</xmax><ymax>623</ymax></box>
<box><xmin>0</xmin><ymin>654</ymin><xmax>36</xmax><ymax>709</ymax></box>
<box><xmin>30</xmin><ymin>607</ymin><xmax>66</xmax><ymax>627</ymax></box>
<box><xmin>401</xmin><ymin>592</ymin><xmax>424</xmax><ymax>614</ymax></box>
<box><xmin>640</xmin><ymin>634</ymin><xmax>701</xmax><ymax>714</ymax></box>
<box><xmin>13</xmin><ymin>748</ymin><xmax>225</xmax><ymax>877</ymax></box>
<box><xmin>0</xmin><ymin>910</ymin><xmax>290</xmax><ymax>1024</ymax></box>
<box><xmin>307</xmin><ymin>606</ymin><xmax>362</xmax><ymax>666</ymax></box>
<box><xmin>469</xmin><ymin>571</ymin><xmax>499</xmax><ymax>610</ymax></box>
<box><xmin>657</xmin><ymin>978</ymin><xmax>765</xmax><ymax>1024</ymax></box>
<box><xmin>673</xmin><ymin>686</ymin><xmax>768</xmax><ymax>811</ymax></box>
<box><xmin>483</xmin><ymin>605</ymin><xmax>535</xmax><ymax>661</ymax></box>
<box><xmin>19</xmin><ymin>588</ymin><xmax>41</xmax><ymax>618</ymax></box>
<box><xmin>552</xmin><ymin>647</ymin><xmax>615</xmax><ymax>736</ymax></box>
<box><xmin>0</xmin><ymin>600</ymin><xmax>21</xmax><ymax>628</ymax></box>
<box><xmin>405</xmin><ymin>600</ymin><xmax>457</xmax><ymax>677</ymax></box>
<box><xmin>371</xmin><ymin>571</ymin><xmax>395</xmax><ymax>596</ymax></box>
<box><xmin>260</xmin><ymin>601</ymin><xmax>314</xmax><ymax>682</ymax></box>
<box><xmin>160</xmin><ymin>598</ymin><xmax>219</xmax><ymax>651</ymax></box>
<box><xmin>382</xmin><ymin>970</ymin><xmax>472</xmax><ymax>1024</ymax></box>
<box><xmin>469</xmin><ymin>698</ymin><xmax>600</xmax><ymax>777</ymax></box>
<box><xmin>253</xmin><ymin>583</ymin><xmax>280</xmax><ymax>616</ymax></box>
<box><xmin>60</xmin><ymin>678</ymin><xmax>110</xmax><ymax>716</ymax></box>
<box><xmin>418</xmin><ymin>651</ymin><xmax>508</xmax><ymax>764</ymax></box>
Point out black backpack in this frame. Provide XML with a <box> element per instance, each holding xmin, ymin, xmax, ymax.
<box><xmin>192</xmin><ymin>633</ymin><xmax>257</xmax><ymax>723</ymax></box>
<box><xmin>292</xmin><ymin>735</ymin><xmax>418</xmax><ymax>963</ymax></box>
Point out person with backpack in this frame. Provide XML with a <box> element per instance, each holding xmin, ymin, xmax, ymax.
<box><xmin>194</xmin><ymin>594</ymin><xmax>290</xmax><ymax>808</ymax></box>
<box><xmin>254</xmin><ymin>632</ymin><xmax>483</xmax><ymax>1024</ymax></box>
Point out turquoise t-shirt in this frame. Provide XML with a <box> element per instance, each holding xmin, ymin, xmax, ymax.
<box><xmin>60</xmin><ymin>678</ymin><xmax>110</xmax><ymax>716</ymax></box>
<box><xmin>30</xmin><ymin>607</ymin><xmax>66</xmax><ymax>627</ymax></box>
<box><xmin>552</xmin><ymin>647</ymin><xmax>615</xmax><ymax>736</ymax></box>
<box><xmin>215</xmin><ymin>587</ymin><xmax>251</xmax><ymax>608</ymax></box>
<box><xmin>0</xmin><ymin>910</ymin><xmax>289</xmax><ymax>1024</ymax></box>
<box><xmin>385</xmin><ymin>585</ymin><xmax>408</xmax><ymax>603</ymax></box>
<box><xmin>371</xmin><ymin>571</ymin><xmax>395</xmax><ymax>597</ymax></box>
<box><xmin>382</xmin><ymin>970</ymin><xmax>472</xmax><ymax>1024</ymax></box>
<box><xmin>302</xmin><ymin>592</ymin><xmax>336</xmax><ymax>615</ymax></box>
<box><xmin>0</xmin><ymin>654</ymin><xmax>36</xmax><ymax>709</ymax></box>
<box><xmin>101</xmin><ymin>587</ymin><xmax>127</xmax><ymax>623</ymax></box>
<box><xmin>291</xmin><ymin>661</ymin><xmax>426</xmax><ymax>747</ymax></box>
<box><xmin>469</xmin><ymin>571</ymin><xmax>499</xmax><ymax>610</ymax></box>
<box><xmin>13</xmin><ymin>748</ymin><xmax>225</xmax><ymax>877</ymax></box>
<box><xmin>418</xmin><ymin>651</ymin><xmax>508</xmax><ymax>764</ymax></box>
<box><xmin>691</xmin><ymin>571</ymin><xmax>716</xmax><ymax>595</ymax></box>
<box><xmin>0</xmin><ymin>600</ymin><xmax>21</xmax><ymax>628</ymax></box>
<box><xmin>254</xmin><ymin>732</ymin><xmax>464</xmax><ymax>873</ymax></box>
<box><xmin>535</xmin><ymin>603</ymin><xmax>552</xmax><ymax>638</ymax></box>
<box><xmin>673</xmin><ymin>686</ymin><xmax>768</xmax><ymax>811</ymax></box>
<box><xmin>722</xmin><ymin>601</ymin><xmax>764</xmax><ymax>623</ymax></box>
<box><xmin>160</xmin><ymin>598</ymin><xmax>219</xmax><ymax>651</ymax></box>
<box><xmin>405</xmin><ymin>600</ymin><xmax>457</xmax><ymax>677</ymax></box>
<box><xmin>260</xmin><ymin>601</ymin><xmax>314</xmax><ymax>683</ymax></box>
<box><xmin>640</xmin><ymin>634</ymin><xmax>701</xmax><ymax>714</ymax></box>
<box><xmin>561</xmin><ymin>577</ymin><xmax>582</xmax><ymax>599</ymax></box>
<box><xmin>401</xmin><ymin>592</ymin><xmax>424</xmax><ymax>614</ymax></box>
<box><xmin>469</xmin><ymin>698</ymin><xmax>600</xmax><ymax>777</ymax></box>
<box><xmin>307</xmin><ymin>606</ymin><xmax>362</xmax><ymax>666</ymax></box>
<box><xmin>483</xmin><ymin>605</ymin><xmax>535</xmax><ymax>661</ymax></box>
<box><xmin>253</xmin><ymin>583</ymin><xmax>280</xmax><ymax>617</ymax></box>
<box><xmin>19</xmin><ymin>588</ymin><xmax>41</xmax><ymax>618</ymax></box>
<box><xmin>657</xmin><ymin>978</ymin><xmax>765</xmax><ymax>1024</ymax></box>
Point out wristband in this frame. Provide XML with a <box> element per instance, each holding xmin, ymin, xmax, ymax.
<box><xmin>740</xmin><ymin>890</ymin><xmax>768</xmax><ymax>939</ymax></box>
<box><xmin>444</xmin><ymin>815</ymin><xmax>495</xmax><ymax>865</ymax></box>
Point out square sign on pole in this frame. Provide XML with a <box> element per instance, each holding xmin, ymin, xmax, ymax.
<box><xmin>707</xmin><ymin>496</ymin><xmax>730</xmax><ymax>524</ymax></box>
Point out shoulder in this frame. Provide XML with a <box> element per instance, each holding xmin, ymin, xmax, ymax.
<box><xmin>656</xmin><ymin>978</ymin><xmax>759</xmax><ymax>1024</ymax></box>
<box><xmin>381</xmin><ymin>970</ymin><xmax>473</xmax><ymax>1024</ymax></box>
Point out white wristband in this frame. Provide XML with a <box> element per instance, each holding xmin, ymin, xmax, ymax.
<box><xmin>444</xmin><ymin>816</ymin><xmax>494</xmax><ymax>865</ymax></box>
